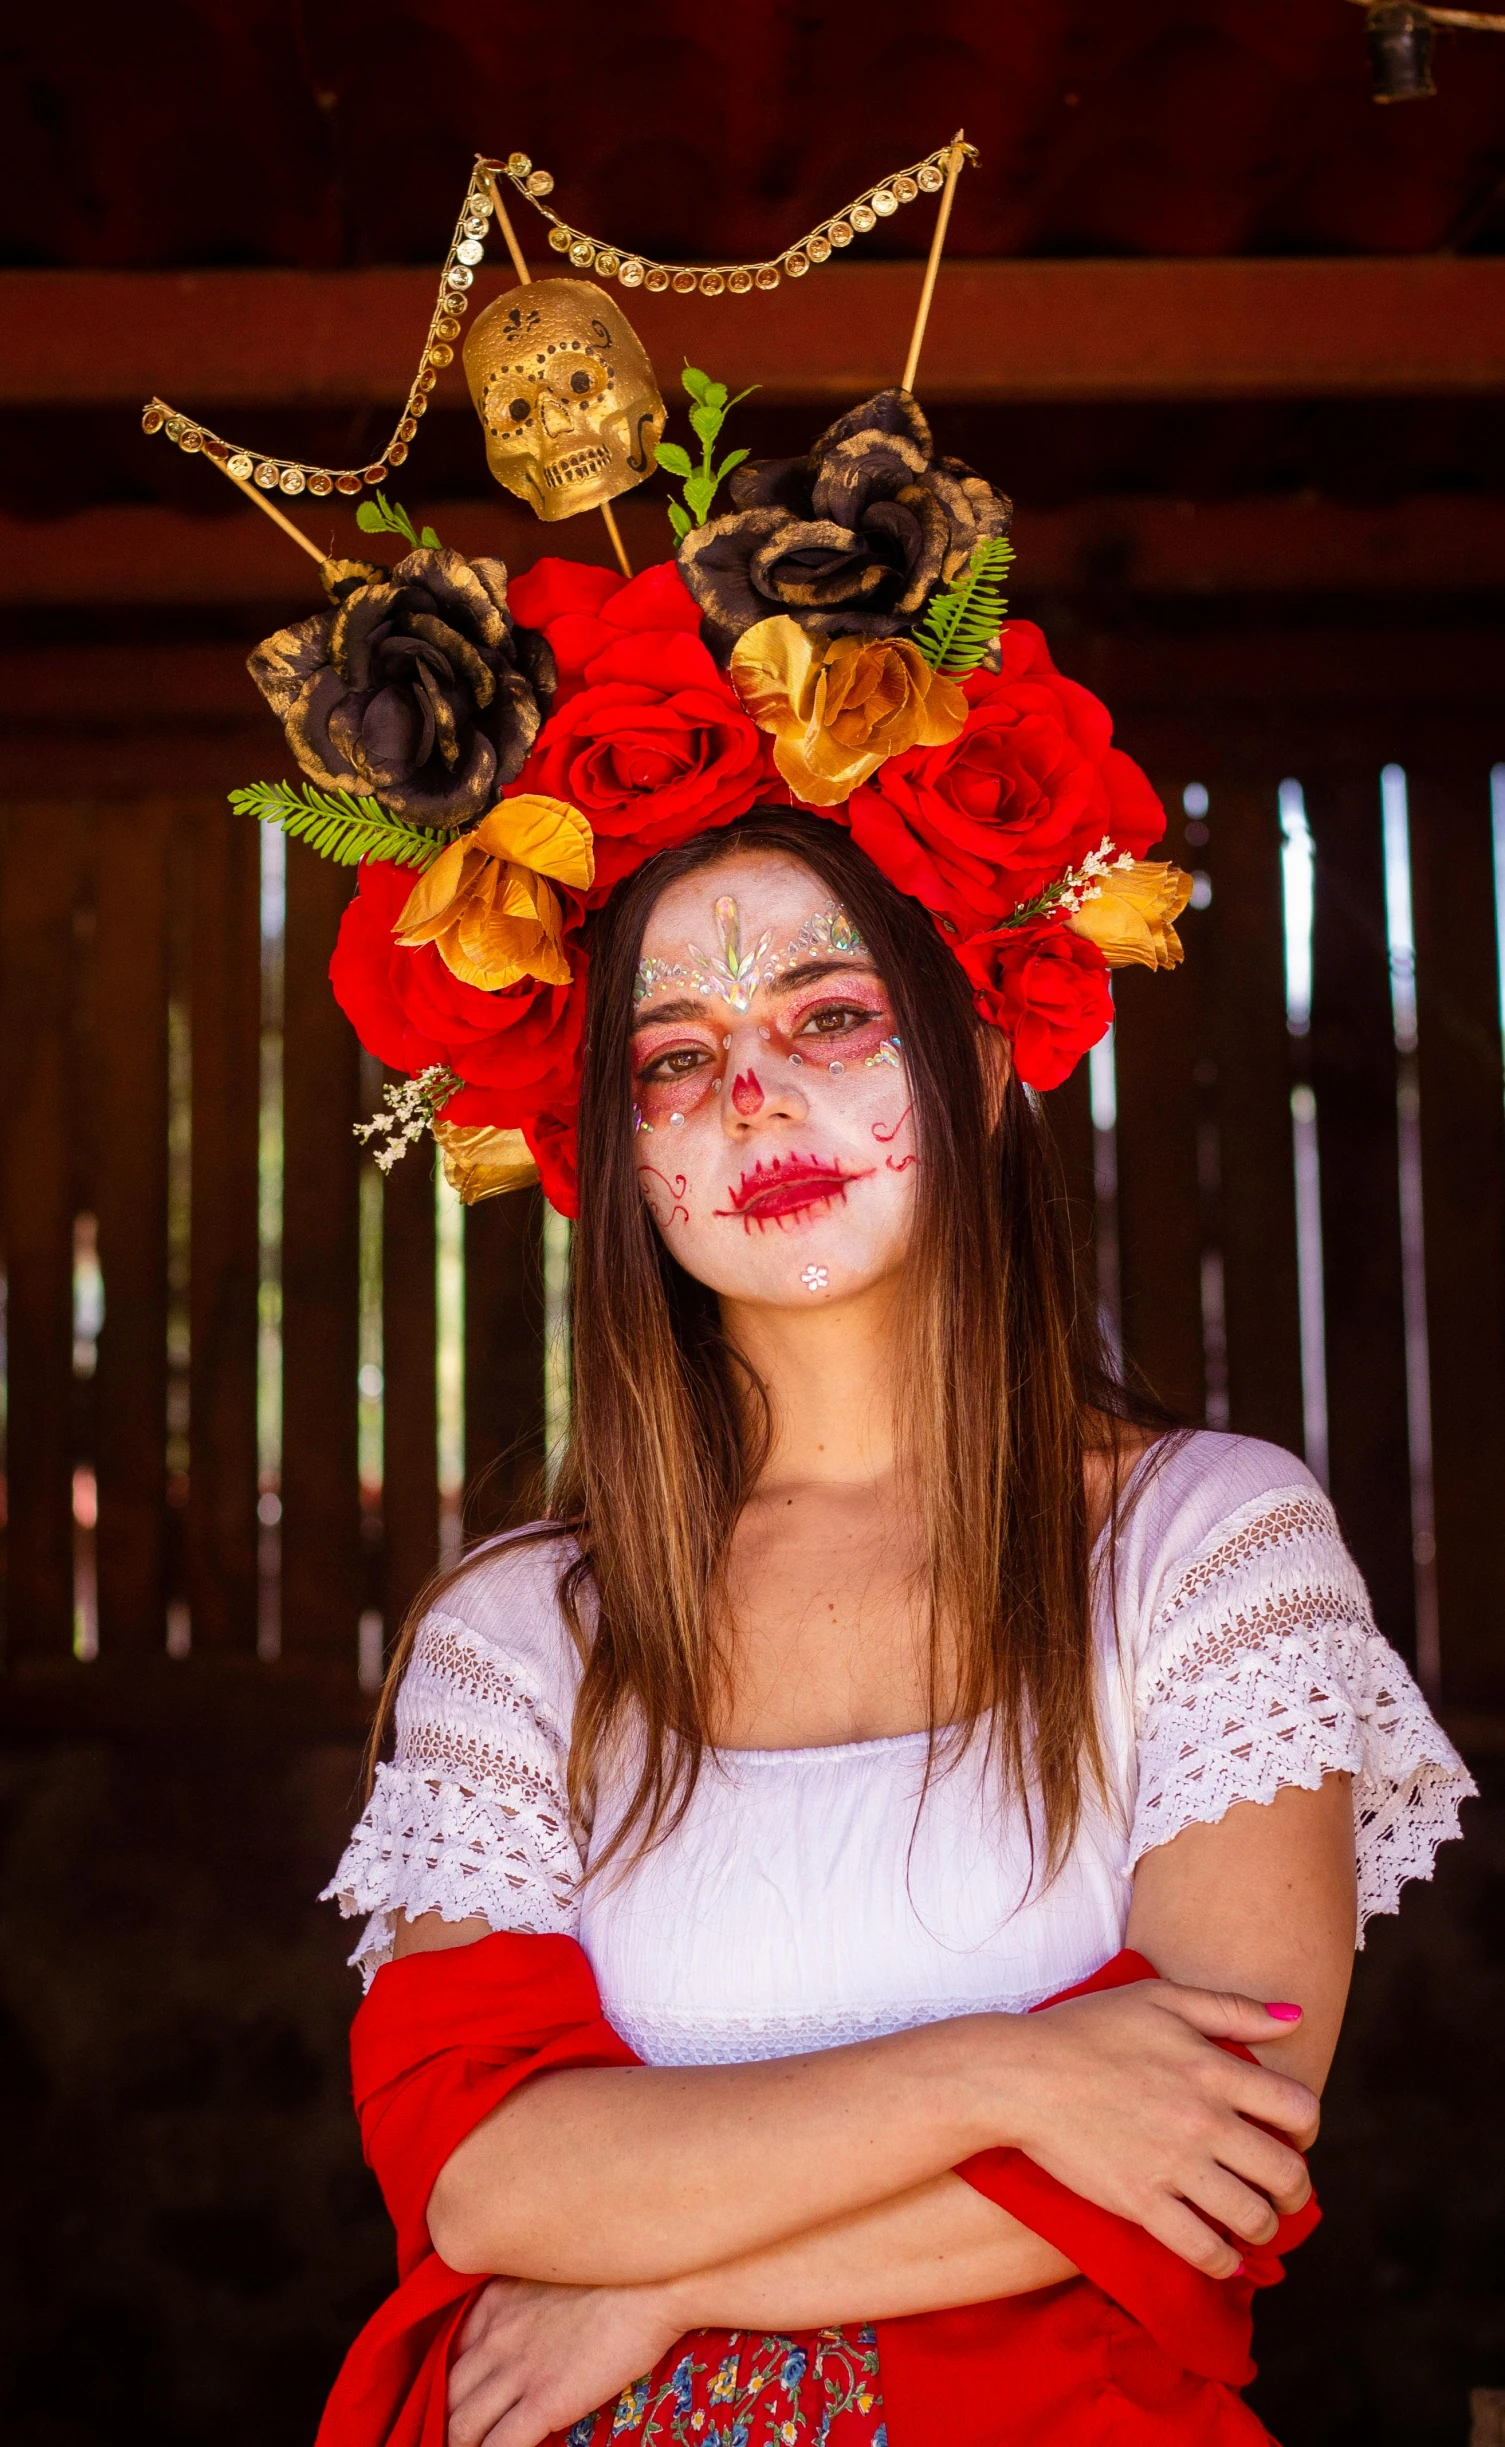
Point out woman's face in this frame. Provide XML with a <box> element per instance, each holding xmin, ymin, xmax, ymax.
<box><xmin>629</xmin><ymin>850</ymin><xmax>918</xmax><ymax>1306</ymax></box>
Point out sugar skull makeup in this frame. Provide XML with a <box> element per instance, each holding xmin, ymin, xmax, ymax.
<box><xmin>630</xmin><ymin>850</ymin><xmax>917</xmax><ymax>1307</ymax></box>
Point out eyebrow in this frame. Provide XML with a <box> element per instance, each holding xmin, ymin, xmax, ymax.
<box><xmin>773</xmin><ymin>958</ymin><xmax>879</xmax><ymax>994</ymax></box>
<box><xmin>632</xmin><ymin>995</ymin><xmax>708</xmax><ymax>1027</ymax></box>
<box><xmin>632</xmin><ymin>958</ymin><xmax>879</xmax><ymax>1031</ymax></box>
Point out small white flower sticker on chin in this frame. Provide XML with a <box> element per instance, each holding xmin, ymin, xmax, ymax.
<box><xmin>800</xmin><ymin>1263</ymin><xmax>829</xmax><ymax>1293</ymax></box>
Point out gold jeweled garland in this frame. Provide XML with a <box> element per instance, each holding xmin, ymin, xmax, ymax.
<box><xmin>139</xmin><ymin>138</ymin><xmax>976</xmax><ymax>504</ymax></box>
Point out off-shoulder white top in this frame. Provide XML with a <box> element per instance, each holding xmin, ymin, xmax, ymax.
<box><xmin>324</xmin><ymin>1432</ymin><xmax>1473</xmax><ymax>2066</ymax></box>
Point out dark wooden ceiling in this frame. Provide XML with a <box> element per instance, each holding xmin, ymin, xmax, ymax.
<box><xmin>6</xmin><ymin>0</ymin><xmax>1505</xmax><ymax>271</ymax></box>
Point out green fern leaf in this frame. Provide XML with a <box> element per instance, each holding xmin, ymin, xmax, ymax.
<box><xmin>913</xmin><ymin>538</ymin><xmax>1016</xmax><ymax>677</ymax></box>
<box><xmin>228</xmin><ymin>780</ymin><xmax>456</xmax><ymax>872</ymax></box>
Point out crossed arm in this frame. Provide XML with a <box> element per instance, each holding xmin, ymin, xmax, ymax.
<box><xmin>400</xmin><ymin>1776</ymin><xmax>1356</xmax><ymax>2446</ymax></box>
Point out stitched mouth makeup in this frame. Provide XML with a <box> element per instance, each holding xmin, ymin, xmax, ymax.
<box><xmin>714</xmin><ymin>1151</ymin><xmax>875</xmax><ymax>1230</ymax></box>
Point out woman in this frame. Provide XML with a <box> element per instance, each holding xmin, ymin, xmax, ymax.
<box><xmin>322</xmin><ymin>796</ymin><xmax>1471</xmax><ymax>2447</ymax></box>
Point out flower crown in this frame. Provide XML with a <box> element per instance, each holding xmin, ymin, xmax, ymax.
<box><xmin>243</xmin><ymin>387</ymin><xmax>1189</xmax><ymax>1218</ymax></box>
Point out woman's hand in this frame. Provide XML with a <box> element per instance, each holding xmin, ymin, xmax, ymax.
<box><xmin>999</xmin><ymin>1981</ymin><xmax>1319</xmax><ymax>2278</ymax></box>
<box><xmin>447</xmin><ymin>2274</ymin><xmax>682</xmax><ymax>2447</ymax></box>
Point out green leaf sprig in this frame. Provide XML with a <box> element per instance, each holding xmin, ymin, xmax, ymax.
<box><xmin>912</xmin><ymin>537</ymin><xmax>1016</xmax><ymax>678</ymax></box>
<box><xmin>230</xmin><ymin>780</ymin><xmax>456</xmax><ymax>871</ymax></box>
<box><xmin>355</xmin><ymin>493</ymin><xmax>442</xmax><ymax>551</ymax></box>
<box><xmin>656</xmin><ymin>366</ymin><xmax>758</xmax><ymax>543</ymax></box>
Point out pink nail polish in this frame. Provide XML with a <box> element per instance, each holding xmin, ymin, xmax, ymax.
<box><xmin>1264</xmin><ymin>2002</ymin><xmax>1302</xmax><ymax>2021</ymax></box>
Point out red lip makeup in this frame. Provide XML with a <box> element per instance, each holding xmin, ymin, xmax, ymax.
<box><xmin>714</xmin><ymin>1151</ymin><xmax>875</xmax><ymax>1228</ymax></box>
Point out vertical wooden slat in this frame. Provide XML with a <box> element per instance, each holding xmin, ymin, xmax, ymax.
<box><xmin>187</xmin><ymin>804</ymin><xmax>261</xmax><ymax>1652</ymax></box>
<box><xmin>91</xmin><ymin>803</ymin><xmax>171</xmax><ymax>1653</ymax></box>
<box><xmin>1206</xmin><ymin>781</ymin><xmax>1304</xmax><ymax>1453</ymax></box>
<box><xmin>1409</xmin><ymin>762</ymin><xmax>1505</xmax><ymax>1709</ymax></box>
<box><xmin>0</xmin><ymin>804</ymin><xmax>78</xmax><ymax>1659</ymax></box>
<box><xmin>1113</xmin><ymin>955</ymin><xmax>1205</xmax><ymax>1420</ymax></box>
<box><xmin>382</xmin><ymin>1119</ymin><xmax>439</xmax><ymax>1629</ymax></box>
<box><xmin>280</xmin><ymin>853</ymin><xmax>362</xmax><ymax>1667</ymax></box>
<box><xmin>464</xmin><ymin>1187</ymin><xmax>546</xmax><ymax>1537</ymax></box>
<box><xmin>1308</xmin><ymin>772</ymin><xmax>1415</xmax><ymax>1657</ymax></box>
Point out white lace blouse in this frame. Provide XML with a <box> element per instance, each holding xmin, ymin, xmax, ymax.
<box><xmin>323</xmin><ymin>1433</ymin><xmax>1473</xmax><ymax>2066</ymax></box>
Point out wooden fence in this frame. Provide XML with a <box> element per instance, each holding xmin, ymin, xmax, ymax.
<box><xmin>2</xmin><ymin>614</ymin><xmax>1502</xmax><ymax>1735</ymax></box>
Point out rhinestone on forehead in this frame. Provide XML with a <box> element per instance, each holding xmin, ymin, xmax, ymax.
<box><xmin>634</xmin><ymin>899</ymin><xmax>867</xmax><ymax>1015</ymax></box>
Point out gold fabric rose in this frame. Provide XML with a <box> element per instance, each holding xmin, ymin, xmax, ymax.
<box><xmin>394</xmin><ymin>794</ymin><xmax>593</xmax><ymax>992</ymax></box>
<box><xmin>432</xmin><ymin>1119</ymin><xmax>539</xmax><ymax>1203</ymax></box>
<box><xmin>1067</xmin><ymin>861</ymin><xmax>1193</xmax><ymax>970</ymax></box>
<box><xmin>729</xmin><ymin>615</ymin><xmax>967</xmax><ymax>807</ymax></box>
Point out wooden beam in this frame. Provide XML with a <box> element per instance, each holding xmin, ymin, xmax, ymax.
<box><xmin>3</xmin><ymin>494</ymin><xmax>1503</xmax><ymax>609</ymax></box>
<box><xmin>4</xmin><ymin>260</ymin><xmax>1503</xmax><ymax>409</ymax></box>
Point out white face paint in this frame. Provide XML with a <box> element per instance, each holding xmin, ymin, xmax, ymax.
<box><xmin>630</xmin><ymin>851</ymin><xmax>918</xmax><ymax>1306</ymax></box>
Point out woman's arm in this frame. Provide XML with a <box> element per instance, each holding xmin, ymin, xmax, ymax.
<box><xmin>661</xmin><ymin>2172</ymin><xmax>1074</xmax><ymax>2326</ymax></box>
<box><xmin>408</xmin><ymin>1900</ymin><xmax>1315</xmax><ymax>2281</ymax></box>
<box><xmin>1125</xmin><ymin>1773</ymin><xmax>1356</xmax><ymax>2097</ymax></box>
<box><xmin>448</xmin><ymin>2186</ymin><xmax>1073</xmax><ymax>2447</ymax></box>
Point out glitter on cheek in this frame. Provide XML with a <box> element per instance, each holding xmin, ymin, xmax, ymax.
<box><xmin>865</xmin><ymin>1036</ymin><xmax>903</xmax><ymax>1069</ymax></box>
<box><xmin>828</xmin><ymin>1060</ymin><xmax>844</xmax><ymax>1076</ymax></box>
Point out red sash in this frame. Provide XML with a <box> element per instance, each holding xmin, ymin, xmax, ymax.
<box><xmin>315</xmin><ymin>1935</ymin><xmax>1316</xmax><ymax>2447</ymax></box>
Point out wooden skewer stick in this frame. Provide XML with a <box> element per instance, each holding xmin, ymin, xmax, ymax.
<box><xmin>484</xmin><ymin>169</ymin><xmax>635</xmax><ymax>582</ymax></box>
<box><xmin>486</xmin><ymin>171</ymin><xmax>534</xmax><ymax>284</ymax></box>
<box><xmin>596</xmin><ymin>502</ymin><xmax>633</xmax><ymax>582</ymax></box>
<box><xmin>901</xmin><ymin>131</ymin><xmax>968</xmax><ymax>397</ymax></box>
<box><xmin>144</xmin><ymin>401</ymin><xmax>331</xmax><ymax>567</ymax></box>
<box><xmin>222</xmin><ymin>457</ymin><xmax>327</xmax><ymax>566</ymax></box>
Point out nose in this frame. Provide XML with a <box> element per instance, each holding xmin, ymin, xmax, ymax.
<box><xmin>721</xmin><ymin>1035</ymin><xmax>807</xmax><ymax>1136</ymax></box>
<box><xmin>538</xmin><ymin>390</ymin><xmax>578</xmax><ymax>439</ymax></box>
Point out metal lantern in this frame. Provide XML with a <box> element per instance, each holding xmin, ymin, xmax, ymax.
<box><xmin>1365</xmin><ymin>1</ymin><xmax>1438</xmax><ymax>100</ymax></box>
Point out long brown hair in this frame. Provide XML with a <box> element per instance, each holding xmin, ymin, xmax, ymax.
<box><xmin>370</xmin><ymin>809</ymin><xmax>1168</xmax><ymax>1874</ymax></box>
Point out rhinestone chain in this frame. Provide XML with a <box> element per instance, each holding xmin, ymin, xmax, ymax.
<box><xmin>497</xmin><ymin>139</ymin><xmax>976</xmax><ymax>296</ymax></box>
<box><xmin>140</xmin><ymin>140</ymin><xmax>974</xmax><ymax>499</ymax></box>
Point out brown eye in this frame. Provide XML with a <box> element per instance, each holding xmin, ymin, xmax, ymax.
<box><xmin>508</xmin><ymin>397</ymin><xmax>531</xmax><ymax>420</ymax></box>
<box><xmin>570</xmin><ymin>369</ymin><xmax>593</xmax><ymax>394</ymax></box>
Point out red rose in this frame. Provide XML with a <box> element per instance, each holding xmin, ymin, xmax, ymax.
<box><xmin>425</xmin><ymin>1082</ymin><xmax>580</xmax><ymax>1219</ymax></box>
<box><xmin>508</xmin><ymin>558</ymin><xmax>631</xmax><ymax>707</ymax></box>
<box><xmin>958</xmin><ymin>921</ymin><xmax>1113</xmax><ymax>1092</ymax></box>
<box><xmin>522</xmin><ymin>1103</ymin><xmax>580</xmax><ymax>1219</ymax></box>
<box><xmin>510</xmin><ymin>563</ymin><xmax>771</xmax><ymax>901</ymax></box>
<box><xmin>843</xmin><ymin>621</ymin><xmax>1164</xmax><ymax>939</ymax></box>
<box><xmin>330</xmin><ymin>860</ymin><xmax>586</xmax><ymax>1121</ymax></box>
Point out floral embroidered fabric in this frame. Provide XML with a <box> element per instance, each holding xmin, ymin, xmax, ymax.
<box><xmin>564</xmin><ymin>2327</ymin><xmax>885</xmax><ymax>2447</ymax></box>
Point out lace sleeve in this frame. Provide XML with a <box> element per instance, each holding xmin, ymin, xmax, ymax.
<box><xmin>1129</xmin><ymin>1485</ymin><xmax>1476</xmax><ymax>1941</ymax></box>
<box><xmin>320</xmin><ymin>1606</ymin><xmax>583</xmax><ymax>1987</ymax></box>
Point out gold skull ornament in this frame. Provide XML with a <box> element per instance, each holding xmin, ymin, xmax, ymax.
<box><xmin>464</xmin><ymin>279</ymin><xmax>666</xmax><ymax>522</ymax></box>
